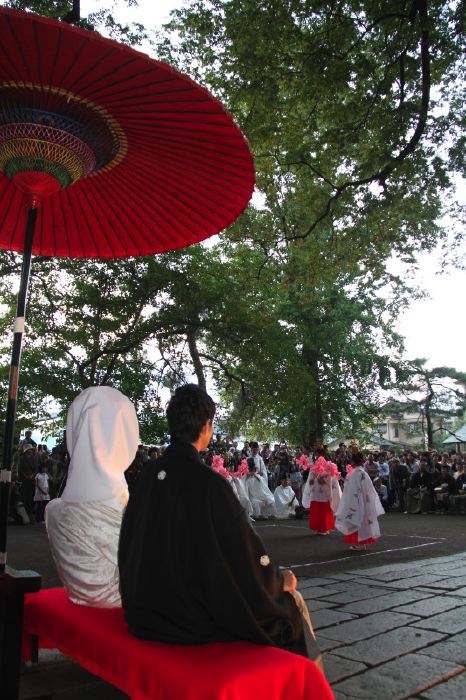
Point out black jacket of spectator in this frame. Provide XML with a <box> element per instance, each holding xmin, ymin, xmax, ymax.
<box><xmin>410</xmin><ymin>471</ymin><xmax>433</xmax><ymax>489</ymax></box>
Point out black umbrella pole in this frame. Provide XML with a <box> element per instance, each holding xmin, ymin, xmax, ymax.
<box><xmin>0</xmin><ymin>207</ymin><xmax>37</xmax><ymax>574</ymax></box>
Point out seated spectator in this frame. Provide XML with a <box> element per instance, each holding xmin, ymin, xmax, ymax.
<box><xmin>453</xmin><ymin>461</ymin><xmax>465</xmax><ymax>481</ymax></box>
<box><xmin>373</xmin><ymin>477</ymin><xmax>389</xmax><ymax>511</ymax></box>
<box><xmin>450</xmin><ymin>469</ymin><xmax>466</xmax><ymax>514</ymax></box>
<box><xmin>46</xmin><ymin>386</ymin><xmax>139</xmax><ymax>607</ymax></box>
<box><xmin>433</xmin><ymin>465</ymin><xmax>457</xmax><ymax>513</ymax></box>
<box><xmin>274</xmin><ymin>475</ymin><xmax>297</xmax><ymax>518</ymax></box>
<box><xmin>406</xmin><ymin>460</ymin><xmax>434</xmax><ymax>514</ymax></box>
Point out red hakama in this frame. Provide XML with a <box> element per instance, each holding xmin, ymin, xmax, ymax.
<box><xmin>309</xmin><ymin>501</ymin><xmax>334</xmax><ymax>533</ymax></box>
<box><xmin>343</xmin><ymin>532</ymin><xmax>377</xmax><ymax>545</ymax></box>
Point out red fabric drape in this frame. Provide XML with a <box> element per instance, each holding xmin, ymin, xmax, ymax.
<box><xmin>23</xmin><ymin>588</ymin><xmax>334</xmax><ymax>700</ymax></box>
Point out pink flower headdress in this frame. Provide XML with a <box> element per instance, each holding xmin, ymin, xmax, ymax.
<box><xmin>296</xmin><ymin>454</ymin><xmax>311</xmax><ymax>471</ymax></box>
<box><xmin>233</xmin><ymin>459</ymin><xmax>250</xmax><ymax>479</ymax></box>
<box><xmin>310</xmin><ymin>456</ymin><xmax>341</xmax><ymax>480</ymax></box>
<box><xmin>212</xmin><ymin>455</ymin><xmax>230</xmax><ymax>479</ymax></box>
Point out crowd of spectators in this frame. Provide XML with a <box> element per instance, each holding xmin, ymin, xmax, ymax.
<box><xmin>11</xmin><ymin>429</ymin><xmax>466</xmax><ymax>524</ymax></box>
<box><xmin>11</xmin><ymin>432</ymin><xmax>68</xmax><ymax>524</ymax></box>
<box><xmin>128</xmin><ymin>437</ymin><xmax>466</xmax><ymax>517</ymax></box>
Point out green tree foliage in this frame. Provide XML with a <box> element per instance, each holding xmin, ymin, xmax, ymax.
<box><xmin>152</xmin><ymin>0</ymin><xmax>464</xmax><ymax>443</ymax></box>
<box><xmin>392</xmin><ymin>359</ymin><xmax>466</xmax><ymax>447</ymax></box>
<box><xmin>0</xmin><ymin>1</ymin><xmax>463</xmax><ymax>446</ymax></box>
<box><xmin>162</xmin><ymin>0</ymin><xmax>463</xmax><ymax>254</ymax></box>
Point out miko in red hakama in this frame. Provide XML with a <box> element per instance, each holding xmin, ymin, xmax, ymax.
<box><xmin>309</xmin><ymin>501</ymin><xmax>335</xmax><ymax>533</ymax></box>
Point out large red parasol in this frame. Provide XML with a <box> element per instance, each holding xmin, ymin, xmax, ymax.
<box><xmin>0</xmin><ymin>7</ymin><xmax>254</xmax><ymax>585</ymax></box>
<box><xmin>0</xmin><ymin>8</ymin><xmax>254</xmax><ymax>257</ymax></box>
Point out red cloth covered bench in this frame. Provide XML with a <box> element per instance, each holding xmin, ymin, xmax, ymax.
<box><xmin>22</xmin><ymin>588</ymin><xmax>334</xmax><ymax>700</ymax></box>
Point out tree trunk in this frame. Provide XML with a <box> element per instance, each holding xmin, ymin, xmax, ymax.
<box><xmin>187</xmin><ymin>330</ymin><xmax>206</xmax><ymax>390</ymax></box>
<box><xmin>301</xmin><ymin>337</ymin><xmax>323</xmax><ymax>449</ymax></box>
<box><xmin>425</xmin><ymin>380</ymin><xmax>435</xmax><ymax>448</ymax></box>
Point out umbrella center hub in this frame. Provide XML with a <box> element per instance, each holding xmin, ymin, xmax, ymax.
<box><xmin>0</xmin><ymin>84</ymin><xmax>126</xmax><ymax>203</ymax></box>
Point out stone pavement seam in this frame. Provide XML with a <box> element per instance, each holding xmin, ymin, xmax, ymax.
<box><xmin>399</xmin><ymin>667</ymin><xmax>466</xmax><ymax>700</ymax></box>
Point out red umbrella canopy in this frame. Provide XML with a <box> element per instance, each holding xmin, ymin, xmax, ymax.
<box><xmin>0</xmin><ymin>8</ymin><xmax>255</xmax><ymax>258</ymax></box>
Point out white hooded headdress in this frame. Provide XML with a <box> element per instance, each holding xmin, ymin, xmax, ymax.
<box><xmin>61</xmin><ymin>386</ymin><xmax>139</xmax><ymax>503</ymax></box>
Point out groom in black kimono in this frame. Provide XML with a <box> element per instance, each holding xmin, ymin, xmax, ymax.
<box><xmin>118</xmin><ymin>384</ymin><xmax>321</xmax><ymax>665</ymax></box>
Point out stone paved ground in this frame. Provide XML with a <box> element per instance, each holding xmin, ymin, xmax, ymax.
<box><xmin>20</xmin><ymin>551</ymin><xmax>466</xmax><ymax>699</ymax></box>
<box><xmin>300</xmin><ymin>552</ymin><xmax>466</xmax><ymax>699</ymax></box>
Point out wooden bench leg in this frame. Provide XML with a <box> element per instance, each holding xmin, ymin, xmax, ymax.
<box><xmin>0</xmin><ymin>568</ymin><xmax>41</xmax><ymax>700</ymax></box>
<box><xmin>30</xmin><ymin>635</ymin><xmax>39</xmax><ymax>664</ymax></box>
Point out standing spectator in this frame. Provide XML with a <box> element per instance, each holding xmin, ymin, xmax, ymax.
<box><xmin>17</xmin><ymin>443</ymin><xmax>37</xmax><ymax>521</ymax></box>
<box><xmin>289</xmin><ymin>462</ymin><xmax>304</xmax><ymax>506</ymax></box>
<box><xmin>390</xmin><ymin>458</ymin><xmax>410</xmax><ymax>513</ymax></box>
<box><xmin>48</xmin><ymin>449</ymin><xmax>67</xmax><ymax>499</ymax></box>
<box><xmin>38</xmin><ymin>444</ymin><xmax>50</xmax><ymax>463</ymax></box>
<box><xmin>406</xmin><ymin>452</ymin><xmax>420</xmax><ymax>474</ymax></box>
<box><xmin>250</xmin><ymin>441</ymin><xmax>268</xmax><ymax>485</ymax></box>
<box><xmin>241</xmin><ymin>441</ymin><xmax>251</xmax><ymax>459</ymax></box>
<box><xmin>147</xmin><ymin>446</ymin><xmax>160</xmax><ymax>463</ymax></box>
<box><xmin>136</xmin><ymin>444</ymin><xmax>148</xmax><ymax>463</ymax></box>
<box><xmin>261</xmin><ymin>442</ymin><xmax>271</xmax><ymax>466</ymax></box>
<box><xmin>125</xmin><ymin>452</ymin><xmax>144</xmax><ymax>493</ymax></box>
<box><xmin>34</xmin><ymin>462</ymin><xmax>50</xmax><ymax>522</ymax></box>
<box><xmin>19</xmin><ymin>430</ymin><xmax>37</xmax><ymax>448</ymax></box>
<box><xmin>363</xmin><ymin>453</ymin><xmax>380</xmax><ymax>481</ymax></box>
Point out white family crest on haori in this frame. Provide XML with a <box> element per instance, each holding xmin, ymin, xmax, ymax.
<box><xmin>335</xmin><ymin>466</ymin><xmax>385</xmax><ymax>541</ymax></box>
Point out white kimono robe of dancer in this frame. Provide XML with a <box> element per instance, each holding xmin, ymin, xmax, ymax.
<box><xmin>46</xmin><ymin>386</ymin><xmax>139</xmax><ymax>608</ymax></box>
<box><xmin>302</xmin><ymin>473</ymin><xmax>342</xmax><ymax>512</ymax></box>
<box><xmin>274</xmin><ymin>484</ymin><xmax>297</xmax><ymax>518</ymax></box>
<box><xmin>335</xmin><ymin>466</ymin><xmax>385</xmax><ymax>541</ymax></box>
<box><xmin>245</xmin><ymin>473</ymin><xmax>277</xmax><ymax>518</ymax></box>
<box><xmin>228</xmin><ymin>475</ymin><xmax>253</xmax><ymax>517</ymax></box>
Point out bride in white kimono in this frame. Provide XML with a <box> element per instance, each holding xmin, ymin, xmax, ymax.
<box><xmin>335</xmin><ymin>452</ymin><xmax>385</xmax><ymax>550</ymax></box>
<box><xmin>45</xmin><ymin>386</ymin><xmax>139</xmax><ymax>607</ymax></box>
